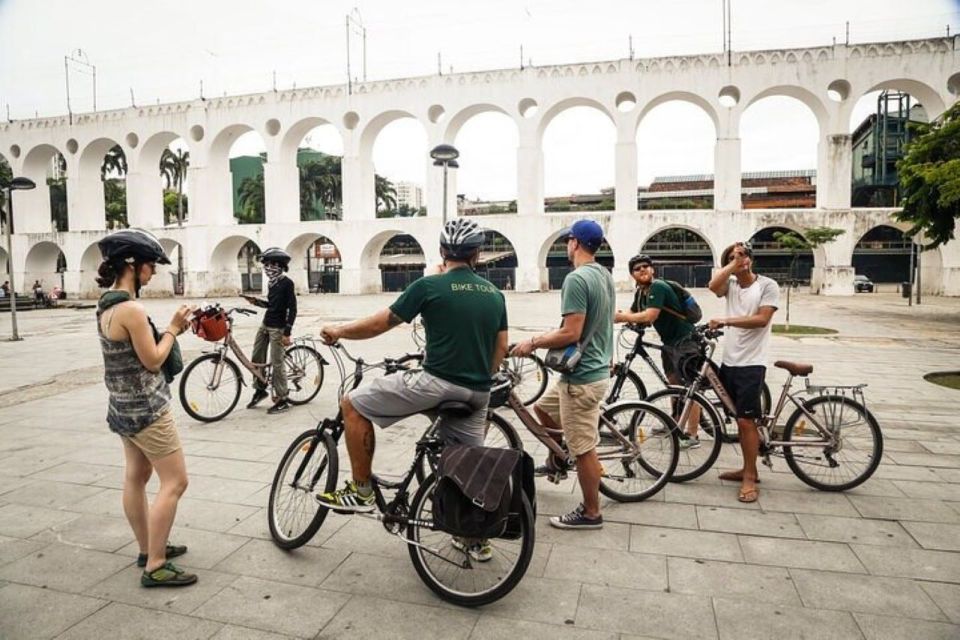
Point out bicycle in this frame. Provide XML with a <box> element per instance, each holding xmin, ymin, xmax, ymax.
<box><xmin>641</xmin><ymin>326</ymin><xmax>884</xmax><ymax>491</ymax></box>
<box><xmin>179</xmin><ymin>306</ymin><xmax>325</xmax><ymax>422</ymax></box>
<box><xmin>492</xmin><ymin>358</ymin><xmax>680</xmax><ymax>502</ymax></box>
<box><xmin>614</xmin><ymin>324</ymin><xmax>771</xmax><ymax>443</ymax></box>
<box><xmin>267</xmin><ymin>341</ymin><xmax>531</xmax><ymax>607</ymax></box>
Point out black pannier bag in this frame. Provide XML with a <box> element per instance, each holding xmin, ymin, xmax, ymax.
<box><xmin>501</xmin><ymin>449</ymin><xmax>536</xmax><ymax>540</ymax></box>
<box><xmin>432</xmin><ymin>445</ymin><xmax>534</xmax><ymax>539</ymax></box>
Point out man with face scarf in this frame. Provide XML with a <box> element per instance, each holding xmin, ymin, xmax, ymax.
<box><xmin>243</xmin><ymin>247</ymin><xmax>298</xmax><ymax>414</ymax></box>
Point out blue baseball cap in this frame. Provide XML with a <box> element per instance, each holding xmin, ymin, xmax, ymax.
<box><xmin>560</xmin><ymin>219</ymin><xmax>604</xmax><ymax>251</ymax></box>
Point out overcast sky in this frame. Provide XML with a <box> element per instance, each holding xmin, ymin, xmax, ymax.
<box><xmin>1</xmin><ymin>0</ymin><xmax>957</xmax><ymax>199</ymax></box>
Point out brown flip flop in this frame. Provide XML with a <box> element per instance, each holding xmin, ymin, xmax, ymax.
<box><xmin>738</xmin><ymin>487</ymin><xmax>759</xmax><ymax>503</ymax></box>
<box><xmin>719</xmin><ymin>471</ymin><xmax>761</xmax><ymax>483</ymax></box>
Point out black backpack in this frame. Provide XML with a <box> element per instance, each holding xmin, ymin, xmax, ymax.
<box><xmin>432</xmin><ymin>445</ymin><xmax>535</xmax><ymax>540</ymax></box>
<box><xmin>636</xmin><ymin>280</ymin><xmax>702</xmax><ymax>324</ymax></box>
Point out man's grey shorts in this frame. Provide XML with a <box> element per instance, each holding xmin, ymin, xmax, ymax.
<box><xmin>347</xmin><ymin>370</ymin><xmax>490</xmax><ymax>446</ymax></box>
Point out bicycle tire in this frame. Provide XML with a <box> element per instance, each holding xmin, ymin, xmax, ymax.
<box><xmin>712</xmin><ymin>380</ymin><xmax>772</xmax><ymax>444</ymax></box>
<box><xmin>642</xmin><ymin>387</ymin><xmax>724</xmax><ymax>482</ymax></box>
<box><xmin>606</xmin><ymin>367</ymin><xmax>647</xmax><ymax>404</ymax></box>
<box><xmin>598</xmin><ymin>401</ymin><xmax>679</xmax><ymax>502</ymax></box>
<box><xmin>783</xmin><ymin>395</ymin><xmax>883</xmax><ymax>492</ymax></box>
<box><xmin>407</xmin><ymin>473</ymin><xmax>535</xmax><ymax>607</ymax></box>
<box><xmin>179</xmin><ymin>353</ymin><xmax>242</xmax><ymax>422</ymax></box>
<box><xmin>415</xmin><ymin>411</ymin><xmax>522</xmax><ymax>482</ymax></box>
<box><xmin>284</xmin><ymin>345</ymin><xmax>325</xmax><ymax>406</ymax></box>
<box><xmin>506</xmin><ymin>354</ymin><xmax>549</xmax><ymax>406</ymax></box>
<box><xmin>268</xmin><ymin>430</ymin><xmax>338</xmax><ymax>549</ymax></box>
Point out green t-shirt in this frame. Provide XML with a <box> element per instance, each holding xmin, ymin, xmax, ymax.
<box><xmin>389</xmin><ymin>267</ymin><xmax>507</xmax><ymax>391</ymax></box>
<box><xmin>631</xmin><ymin>279</ymin><xmax>694</xmax><ymax>347</ymax></box>
<box><xmin>560</xmin><ymin>262</ymin><xmax>615</xmax><ymax>384</ymax></box>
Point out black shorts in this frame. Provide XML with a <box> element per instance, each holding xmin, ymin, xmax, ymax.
<box><xmin>719</xmin><ymin>365</ymin><xmax>766</xmax><ymax>419</ymax></box>
<box><xmin>660</xmin><ymin>338</ymin><xmax>700</xmax><ymax>383</ymax></box>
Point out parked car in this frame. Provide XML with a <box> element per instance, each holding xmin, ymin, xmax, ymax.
<box><xmin>854</xmin><ymin>274</ymin><xmax>875</xmax><ymax>293</ymax></box>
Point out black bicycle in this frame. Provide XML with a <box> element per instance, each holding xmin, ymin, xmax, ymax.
<box><xmin>267</xmin><ymin>342</ymin><xmax>532</xmax><ymax>607</ymax></box>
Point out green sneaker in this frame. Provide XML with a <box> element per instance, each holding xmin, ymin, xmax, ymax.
<box><xmin>451</xmin><ymin>537</ymin><xmax>493</xmax><ymax>563</ymax></box>
<box><xmin>141</xmin><ymin>561</ymin><xmax>197</xmax><ymax>588</ymax></box>
<box><xmin>316</xmin><ymin>480</ymin><xmax>376</xmax><ymax>513</ymax></box>
<box><xmin>136</xmin><ymin>543</ymin><xmax>187</xmax><ymax>568</ymax></box>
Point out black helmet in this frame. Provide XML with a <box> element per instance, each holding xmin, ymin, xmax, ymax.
<box><xmin>258</xmin><ymin>247</ymin><xmax>291</xmax><ymax>267</ymax></box>
<box><xmin>628</xmin><ymin>254</ymin><xmax>654</xmax><ymax>271</ymax></box>
<box><xmin>439</xmin><ymin>218</ymin><xmax>484</xmax><ymax>259</ymax></box>
<box><xmin>98</xmin><ymin>229</ymin><xmax>170</xmax><ymax>265</ymax></box>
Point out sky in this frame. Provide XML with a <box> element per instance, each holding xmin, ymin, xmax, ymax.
<box><xmin>1</xmin><ymin>0</ymin><xmax>958</xmax><ymax>200</ymax></box>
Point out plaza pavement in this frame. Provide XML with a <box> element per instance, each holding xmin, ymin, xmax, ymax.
<box><xmin>0</xmin><ymin>289</ymin><xmax>958</xmax><ymax>639</ymax></box>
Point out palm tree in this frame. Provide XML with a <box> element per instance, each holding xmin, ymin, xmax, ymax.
<box><xmin>376</xmin><ymin>174</ymin><xmax>397</xmax><ymax>213</ymax></box>
<box><xmin>101</xmin><ymin>145</ymin><xmax>127</xmax><ymax>179</ymax></box>
<box><xmin>160</xmin><ymin>148</ymin><xmax>189</xmax><ymax>226</ymax></box>
<box><xmin>237</xmin><ymin>173</ymin><xmax>265</xmax><ymax>224</ymax></box>
<box><xmin>0</xmin><ymin>155</ymin><xmax>11</xmax><ymax>215</ymax></box>
<box><xmin>299</xmin><ymin>155</ymin><xmax>344</xmax><ymax>220</ymax></box>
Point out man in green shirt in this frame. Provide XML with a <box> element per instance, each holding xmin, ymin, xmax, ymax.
<box><xmin>316</xmin><ymin>220</ymin><xmax>509</xmax><ymax>525</ymax></box>
<box><xmin>615</xmin><ymin>254</ymin><xmax>702</xmax><ymax>447</ymax></box>
<box><xmin>512</xmin><ymin>219</ymin><xmax>615</xmax><ymax>530</ymax></box>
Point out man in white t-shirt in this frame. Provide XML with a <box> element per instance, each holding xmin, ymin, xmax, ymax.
<box><xmin>707</xmin><ymin>242</ymin><xmax>780</xmax><ymax>503</ymax></box>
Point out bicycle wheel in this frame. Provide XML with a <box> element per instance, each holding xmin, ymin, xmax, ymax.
<box><xmin>416</xmin><ymin>412</ymin><xmax>522</xmax><ymax>482</ymax></box>
<box><xmin>407</xmin><ymin>473</ymin><xmax>535</xmax><ymax>607</ymax></box>
<box><xmin>268</xmin><ymin>430</ymin><xmax>339</xmax><ymax>549</ymax></box>
<box><xmin>642</xmin><ymin>388</ymin><xmax>723</xmax><ymax>482</ymax></box>
<box><xmin>505</xmin><ymin>354</ymin><xmax>549</xmax><ymax>406</ymax></box>
<box><xmin>606</xmin><ymin>367</ymin><xmax>647</xmax><ymax>403</ymax></box>
<box><xmin>284</xmin><ymin>345</ymin><xmax>324</xmax><ymax>405</ymax></box>
<box><xmin>179</xmin><ymin>353</ymin><xmax>242</xmax><ymax>422</ymax></box>
<box><xmin>783</xmin><ymin>395</ymin><xmax>883</xmax><ymax>492</ymax></box>
<box><xmin>597</xmin><ymin>401</ymin><xmax>679</xmax><ymax>502</ymax></box>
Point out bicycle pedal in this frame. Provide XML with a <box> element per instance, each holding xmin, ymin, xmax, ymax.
<box><xmin>546</xmin><ymin>471</ymin><xmax>567</xmax><ymax>484</ymax></box>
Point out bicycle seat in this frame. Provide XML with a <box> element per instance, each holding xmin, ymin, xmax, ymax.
<box><xmin>774</xmin><ymin>360</ymin><xmax>814</xmax><ymax>376</ymax></box>
<box><xmin>434</xmin><ymin>400</ymin><xmax>475</xmax><ymax>418</ymax></box>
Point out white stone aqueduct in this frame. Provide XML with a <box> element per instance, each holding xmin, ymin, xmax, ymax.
<box><xmin>1</xmin><ymin>37</ymin><xmax>958</xmax><ymax>297</ymax></box>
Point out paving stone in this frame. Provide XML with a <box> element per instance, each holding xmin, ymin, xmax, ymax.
<box><xmin>851</xmin><ymin>544</ymin><xmax>960</xmax><ymax>582</ymax></box>
<box><xmin>629</xmin><ymin>524</ymin><xmax>744</xmax><ymax>562</ymax></box>
<box><xmin>55</xmin><ymin>602</ymin><xmax>223</xmax><ymax>640</ymax></box>
<box><xmin>214</xmin><ymin>538</ymin><xmax>349</xmax><ymax>588</ymax></box>
<box><xmin>713</xmin><ymin>596</ymin><xmax>863</xmax><ymax>640</ymax></box>
<box><xmin>210</xmin><ymin>626</ymin><xmax>295</xmax><ymax>640</ymax></box>
<box><xmin>600</xmin><ymin>500</ymin><xmax>699</xmax><ymax>529</ymax></box>
<box><xmin>852</xmin><ymin>612</ymin><xmax>960</xmax><ymax>640</ymax></box>
<box><xmin>885</xmin><ymin>452</ymin><xmax>960</xmax><ymax>468</ymax></box>
<box><xmin>31</xmin><ymin>461</ymin><xmax>118</xmax><ymax>485</ymax></box>
<box><xmin>667</xmin><ymin>557</ymin><xmax>801</xmax><ymax>604</ymax></box>
<box><xmin>664</xmin><ymin>482</ymin><xmax>761</xmax><ymax>510</ymax></box>
<box><xmin>318</xmin><ymin>595</ymin><xmax>477</xmax><ymax>639</ymax></box>
<box><xmin>0</xmin><ymin>542</ymin><xmax>131</xmax><ymax>593</ymax></box>
<box><xmin>193</xmin><ymin>576</ymin><xmax>350</xmax><ymax>638</ymax></box>
<box><xmin>919</xmin><ymin>441</ymin><xmax>960</xmax><ymax>455</ymax></box>
<box><xmin>849</xmin><ymin>495</ymin><xmax>960</xmax><ymax>523</ymax></box>
<box><xmin>0</xmin><ymin>502</ymin><xmax>81</xmax><ymax>538</ymax></box>
<box><xmin>873</xmin><ymin>464</ymin><xmax>943</xmax><ymax>482</ymax></box>
<box><xmin>0</xmin><ymin>583</ymin><xmax>107</xmax><ymax>640</ymax></box>
<box><xmin>576</xmin><ymin>583</ymin><xmax>717</xmax><ymax>639</ymax></box>
<box><xmin>31</xmin><ymin>513</ymin><xmax>134</xmax><ymax>552</ymax></box>
<box><xmin>168</xmin><ymin>497</ymin><xmax>261</xmax><ymax>533</ymax></box>
<box><xmin>0</xmin><ymin>535</ymin><xmax>46</xmax><ymax>566</ymax></box>
<box><xmin>0</xmin><ymin>479</ymin><xmax>107</xmax><ymax>509</ymax></box>
<box><xmin>542</xmin><ymin>543</ymin><xmax>667</xmax><ymax>591</ymax></box>
<box><xmin>920</xmin><ymin>582</ymin><xmax>960</xmax><ymax>624</ymax></box>
<box><xmin>738</xmin><ymin>535</ymin><xmax>865</xmax><ymax>573</ymax></box>
<box><xmin>320</xmin><ymin>552</ymin><xmax>450</xmax><ymax>607</ymax></box>
<box><xmin>171</xmin><ymin>474</ymin><xmax>268</xmax><ymax>505</ymax></box>
<box><xmin>790</xmin><ymin>568</ymin><xmax>946</xmax><ymax>620</ymax></box>
<box><xmin>319</xmin><ymin>515</ymin><xmax>415</xmax><ymax>560</ymax></box>
<box><xmin>697</xmin><ymin>506</ymin><xmax>805</xmax><ymax>538</ymax></box>
<box><xmin>796</xmin><ymin>513</ymin><xmax>920</xmax><ymax>547</ymax></box>
<box><xmin>0</xmin><ymin>451</ymin><xmax>68</xmax><ymax>477</ymax></box>
<box><xmin>891</xmin><ymin>480</ymin><xmax>960</xmax><ymax>501</ymax></box>
<box><xmin>534</xmin><ymin>515</ymin><xmax>630</xmax><ymax>550</ymax></box>
<box><xmin>469</xmin><ymin>616</ymin><xmax>618</xmax><ymax>640</ymax></box>
<box><xmin>755</xmin><ymin>488</ymin><xmax>859</xmax><ymax>517</ymax></box>
<box><xmin>117</xmin><ymin>527</ymin><xmax>250</xmax><ymax>570</ymax></box>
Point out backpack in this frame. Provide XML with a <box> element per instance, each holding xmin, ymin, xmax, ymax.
<box><xmin>637</xmin><ymin>280</ymin><xmax>702</xmax><ymax>324</ymax></box>
<box><xmin>432</xmin><ymin>445</ymin><xmax>534</xmax><ymax>540</ymax></box>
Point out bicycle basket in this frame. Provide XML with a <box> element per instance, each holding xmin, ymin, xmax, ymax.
<box><xmin>191</xmin><ymin>307</ymin><xmax>229</xmax><ymax>342</ymax></box>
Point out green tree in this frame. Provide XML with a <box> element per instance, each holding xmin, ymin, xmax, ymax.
<box><xmin>237</xmin><ymin>173</ymin><xmax>265</xmax><ymax>224</ymax></box>
<box><xmin>773</xmin><ymin>226</ymin><xmax>845</xmax><ymax>328</ymax></box>
<box><xmin>375</xmin><ymin>174</ymin><xmax>397</xmax><ymax>213</ymax></box>
<box><xmin>160</xmin><ymin>148</ymin><xmax>189</xmax><ymax>225</ymax></box>
<box><xmin>163</xmin><ymin>191</ymin><xmax>189</xmax><ymax>225</ymax></box>
<box><xmin>103</xmin><ymin>179</ymin><xmax>128</xmax><ymax>229</ymax></box>
<box><xmin>48</xmin><ymin>178</ymin><xmax>68</xmax><ymax>232</ymax></box>
<box><xmin>896</xmin><ymin>101</ymin><xmax>960</xmax><ymax>249</ymax></box>
<box><xmin>101</xmin><ymin>145</ymin><xmax>128</xmax><ymax>179</ymax></box>
<box><xmin>0</xmin><ymin>155</ymin><xmax>11</xmax><ymax>214</ymax></box>
<box><xmin>298</xmin><ymin>155</ymin><xmax>342</xmax><ymax>220</ymax></box>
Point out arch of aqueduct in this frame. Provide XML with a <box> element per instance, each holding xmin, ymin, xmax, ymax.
<box><xmin>1</xmin><ymin>36</ymin><xmax>958</xmax><ymax>297</ymax></box>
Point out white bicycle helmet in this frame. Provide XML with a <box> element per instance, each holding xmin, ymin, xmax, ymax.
<box><xmin>439</xmin><ymin>218</ymin><xmax>484</xmax><ymax>260</ymax></box>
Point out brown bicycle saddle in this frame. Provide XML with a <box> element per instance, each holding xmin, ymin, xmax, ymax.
<box><xmin>774</xmin><ymin>360</ymin><xmax>814</xmax><ymax>376</ymax></box>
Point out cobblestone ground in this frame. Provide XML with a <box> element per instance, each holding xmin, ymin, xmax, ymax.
<box><xmin>0</xmin><ymin>290</ymin><xmax>958</xmax><ymax>639</ymax></box>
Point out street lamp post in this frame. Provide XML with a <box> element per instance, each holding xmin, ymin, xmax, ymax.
<box><xmin>3</xmin><ymin>177</ymin><xmax>37</xmax><ymax>341</ymax></box>
<box><xmin>429</xmin><ymin>144</ymin><xmax>459</xmax><ymax>224</ymax></box>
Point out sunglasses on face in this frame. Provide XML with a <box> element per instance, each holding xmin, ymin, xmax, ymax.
<box><xmin>631</xmin><ymin>265</ymin><xmax>652</xmax><ymax>272</ymax></box>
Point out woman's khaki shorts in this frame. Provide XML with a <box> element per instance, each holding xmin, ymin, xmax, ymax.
<box><xmin>123</xmin><ymin>410</ymin><xmax>182</xmax><ymax>460</ymax></box>
<box><xmin>535</xmin><ymin>379</ymin><xmax>608</xmax><ymax>457</ymax></box>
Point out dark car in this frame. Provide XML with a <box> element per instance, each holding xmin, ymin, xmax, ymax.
<box><xmin>854</xmin><ymin>274</ymin><xmax>874</xmax><ymax>293</ymax></box>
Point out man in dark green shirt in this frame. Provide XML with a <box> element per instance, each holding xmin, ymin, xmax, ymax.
<box><xmin>316</xmin><ymin>219</ymin><xmax>509</xmax><ymax>523</ymax></box>
<box><xmin>616</xmin><ymin>254</ymin><xmax>702</xmax><ymax>448</ymax></box>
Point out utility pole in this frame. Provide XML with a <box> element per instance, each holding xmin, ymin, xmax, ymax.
<box><xmin>628</xmin><ymin>35</ymin><xmax>634</xmax><ymax>60</ymax></box>
<box><xmin>845</xmin><ymin>21</ymin><xmax>850</xmax><ymax>45</ymax></box>
<box><xmin>438</xmin><ymin>52</ymin><xmax>442</xmax><ymax>76</ymax></box>
<box><xmin>64</xmin><ymin>49</ymin><xmax>96</xmax><ymax>124</ymax></box>
<box><xmin>520</xmin><ymin>45</ymin><xmax>524</xmax><ymax>70</ymax></box>
<box><xmin>346</xmin><ymin>8</ymin><xmax>367</xmax><ymax>94</ymax></box>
